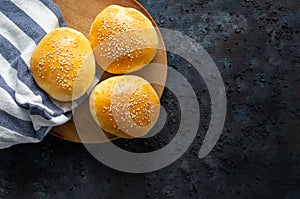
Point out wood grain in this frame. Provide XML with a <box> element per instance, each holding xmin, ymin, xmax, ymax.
<box><xmin>50</xmin><ymin>0</ymin><xmax>167</xmax><ymax>143</ymax></box>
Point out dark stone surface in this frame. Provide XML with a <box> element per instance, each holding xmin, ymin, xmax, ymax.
<box><xmin>0</xmin><ymin>0</ymin><xmax>299</xmax><ymax>198</ymax></box>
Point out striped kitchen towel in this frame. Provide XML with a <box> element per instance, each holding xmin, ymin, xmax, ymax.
<box><xmin>0</xmin><ymin>0</ymin><xmax>73</xmax><ymax>148</ymax></box>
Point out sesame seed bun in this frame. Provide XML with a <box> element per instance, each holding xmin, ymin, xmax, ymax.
<box><xmin>89</xmin><ymin>5</ymin><xmax>158</xmax><ymax>74</ymax></box>
<box><xmin>89</xmin><ymin>75</ymin><xmax>160</xmax><ymax>138</ymax></box>
<box><xmin>30</xmin><ymin>27</ymin><xmax>95</xmax><ymax>101</ymax></box>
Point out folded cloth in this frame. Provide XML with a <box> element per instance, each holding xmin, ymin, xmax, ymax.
<box><xmin>0</xmin><ymin>0</ymin><xmax>72</xmax><ymax>148</ymax></box>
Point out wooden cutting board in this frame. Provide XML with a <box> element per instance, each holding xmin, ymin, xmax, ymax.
<box><xmin>51</xmin><ymin>0</ymin><xmax>167</xmax><ymax>143</ymax></box>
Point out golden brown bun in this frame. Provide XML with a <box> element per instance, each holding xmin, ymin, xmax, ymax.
<box><xmin>89</xmin><ymin>5</ymin><xmax>158</xmax><ymax>74</ymax></box>
<box><xmin>89</xmin><ymin>75</ymin><xmax>160</xmax><ymax>138</ymax></box>
<box><xmin>30</xmin><ymin>27</ymin><xmax>95</xmax><ymax>101</ymax></box>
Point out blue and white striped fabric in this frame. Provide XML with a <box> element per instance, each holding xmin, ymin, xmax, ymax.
<box><xmin>0</xmin><ymin>0</ymin><xmax>72</xmax><ymax>148</ymax></box>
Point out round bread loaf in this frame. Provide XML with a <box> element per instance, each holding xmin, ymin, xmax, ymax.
<box><xmin>89</xmin><ymin>5</ymin><xmax>158</xmax><ymax>74</ymax></box>
<box><xmin>30</xmin><ymin>27</ymin><xmax>95</xmax><ymax>101</ymax></box>
<box><xmin>89</xmin><ymin>75</ymin><xmax>160</xmax><ymax>138</ymax></box>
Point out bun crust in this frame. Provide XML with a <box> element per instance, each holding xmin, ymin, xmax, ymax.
<box><xmin>30</xmin><ymin>27</ymin><xmax>95</xmax><ymax>101</ymax></box>
<box><xmin>89</xmin><ymin>75</ymin><xmax>160</xmax><ymax>138</ymax></box>
<box><xmin>89</xmin><ymin>5</ymin><xmax>158</xmax><ymax>74</ymax></box>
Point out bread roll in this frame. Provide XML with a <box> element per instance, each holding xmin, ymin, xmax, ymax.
<box><xmin>89</xmin><ymin>75</ymin><xmax>160</xmax><ymax>138</ymax></box>
<box><xmin>89</xmin><ymin>5</ymin><xmax>158</xmax><ymax>74</ymax></box>
<box><xmin>30</xmin><ymin>27</ymin><xmax>95</xmax><ymax>101</ymax></box>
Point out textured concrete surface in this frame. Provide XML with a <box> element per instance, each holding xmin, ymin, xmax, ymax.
<box><xmin>0</xmin><ymin>0</ymin><xmax>299</xmax><ymax>198</ymax></box>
